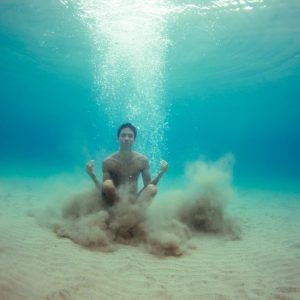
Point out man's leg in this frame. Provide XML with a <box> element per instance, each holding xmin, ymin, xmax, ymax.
<box><xmin>102</xmin><ymin>180</ymin><xmax>119</xmax><ymax>205</ymax></box>
<box><xmin>137</xmin><ymin>184</ymin><xmax>157</xmax><ymax>203</ymax></box>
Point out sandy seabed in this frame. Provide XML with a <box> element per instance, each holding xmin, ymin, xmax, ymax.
<box><xmin>0</xmin><ymin>174</ymin><xmax>300</xmax><ymax>300</ymax></box>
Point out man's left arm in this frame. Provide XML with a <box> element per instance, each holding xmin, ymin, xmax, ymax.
<box><xmin>141</xmin><ymin>159</ymin><xmax>151</xmax><ymax>187</ymax></box>
<box><xmin>151</xmin><ymin>160</ymin><xmax>168</xmax><ymax>186</ymax></box>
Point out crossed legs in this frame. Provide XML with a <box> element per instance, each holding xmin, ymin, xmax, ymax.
<box><xmin>102</xmin><ymin>180</ymin><xmax>157</xmax><ymax>206</ymax></box>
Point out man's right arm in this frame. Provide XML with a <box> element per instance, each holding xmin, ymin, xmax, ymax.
<box><xmin>86</xmin><ymin>160</ymin><xmax>102</xmax><ymax>190</ymax></box>
<box><xmin>102</xmin><ymin>159</ymin><xmax>112</xmax><ymax>182</ymax></box>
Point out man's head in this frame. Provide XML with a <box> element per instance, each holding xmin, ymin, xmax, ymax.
<box><xmin>117</xmin><ymin>123</ymin><xmax>137</xmax><ymax>149</ymax></box>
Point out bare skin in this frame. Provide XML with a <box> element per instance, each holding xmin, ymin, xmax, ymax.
<box><xmin>86</xmin><ymin>127</ymin><xmax>168</xmax><ymax>205</ymax></box>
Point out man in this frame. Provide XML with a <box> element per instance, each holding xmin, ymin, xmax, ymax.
<box><xmin>86</xmin><ymin>123</ymin><xmax>168</xmax><ymax>205</ymax></box>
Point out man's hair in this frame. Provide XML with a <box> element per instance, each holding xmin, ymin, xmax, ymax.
<box><xmin>117</xmin><ymin>123</ymin><xmax>137</xmax><ymax>139</ymax></box>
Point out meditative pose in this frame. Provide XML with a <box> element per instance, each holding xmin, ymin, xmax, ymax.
<box><xmin>86</xmin><ymin>123</ymin><xmax>168</xmax><ymax>205</ymax></box>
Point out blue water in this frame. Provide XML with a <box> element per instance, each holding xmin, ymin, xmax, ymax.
<box><xmin>1</xmin><ymin>0</ymin><xmax>300</xmax><ymax>191</ymax></box>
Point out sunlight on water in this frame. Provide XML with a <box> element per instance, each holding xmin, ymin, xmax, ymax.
<box><xmin>58</xmin><ymin>0</ymin><xmax>265</xmax><ymax>167</ymax></box>
<box><xmin>74</xmin><ymin>0</ymin><xmax>173</xmax><ymax>167</ymax></box>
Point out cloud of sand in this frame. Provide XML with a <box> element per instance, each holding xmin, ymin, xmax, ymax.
<box><xmin>42</xmin><ymin>154</ymin><xmax>240</xmax><ymax>256</ymax></box>
<box><xmin>145</xmin><ymin>154</ymin><xmax>240</xmax><ymax>255</ymax></box>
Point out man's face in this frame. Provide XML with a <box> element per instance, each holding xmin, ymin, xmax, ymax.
<box><xmin>118</xmin><ymin>127</ymin><xmax>135</xmax><ymax>149</ymax></box>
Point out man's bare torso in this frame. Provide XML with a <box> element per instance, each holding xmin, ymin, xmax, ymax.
<box><xmin>102</xmin><ymin>151</ymin><xmax>148</xmax><ymax>193</ymax></box>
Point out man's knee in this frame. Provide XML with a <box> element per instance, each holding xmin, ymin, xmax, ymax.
<box><xmin>102</xmin><ymin>179</ymin><xmax>115</xmax><ymax>191</ymax></box>
<box><xmin>145</xmin><ymin>184</ymin><xmax>157</xmax><ymax>197</ymax></box>
<box><xmin>102</xmin><ymin>180</ymin><xmax>118</xmax><ymax>205</ymax></box>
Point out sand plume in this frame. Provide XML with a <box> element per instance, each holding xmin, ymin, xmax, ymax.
<box><xmin>47</xmin><ymin>155</ymin><xmax>239</xmax><ymax>256</ymax></box>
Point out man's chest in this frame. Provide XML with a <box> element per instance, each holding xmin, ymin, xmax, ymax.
<box><xmin>110</xmin><ymin>160</ymin><xmax>143</xmax><ymax>178</ymax></box>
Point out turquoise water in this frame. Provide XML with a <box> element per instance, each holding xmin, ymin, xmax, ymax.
<box><xmin>1</xmin><ymin>0</ymin><xmax>299</xmax><ymax>191</ymax></box>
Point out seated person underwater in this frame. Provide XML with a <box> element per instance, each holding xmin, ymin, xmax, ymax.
<box><xmin>85</xmin><ymin>123</ymin><xmax>168</xmax><ymax>205</ymax></box>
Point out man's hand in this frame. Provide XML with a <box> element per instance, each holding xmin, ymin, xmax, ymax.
<box><xmin>86</xmin><ymin>160</ymin><xmax>101</xmax><ymax>190</ymax></box>
<box><xmin>159</xmin><ymin>160</ymin><xmax>168</xmax><ymax>173</ymax></box>
<box><xmin>86</xmin><ymin>160</ymin><xmax>95</xmax><ymax>176</ymax></box>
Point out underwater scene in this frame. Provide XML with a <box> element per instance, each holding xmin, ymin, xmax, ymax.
<box><xmin>1</xmin><ymin>0</ymin><xmax>300</xmax><ymax>299</ymax></box>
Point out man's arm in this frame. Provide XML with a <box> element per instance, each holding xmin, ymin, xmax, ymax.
<box><xmin>141</xmin><ymin>159</ymin><xmax>168</xmax><ymax>187</ymax></box>
<box><xmin>151</xmin><ymin>160</ymin><xmax>168</xmax><ymax>186</ymax></box>
<box><xmin>141</xmin><ymin>159</ymin><xmax>151</xmax><ymax>187</ymax></box>
<box><xmin>86</xmin><ymin>160</ymin><xmax>102</xmax><ymax>190</ymax></box>
<box><xmin>102</xmin><ymin>159</ymin><xmax>112</xmax><ymax>182</ymax></box>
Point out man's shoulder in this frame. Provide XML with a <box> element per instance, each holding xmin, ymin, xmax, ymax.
<box><xmin>133</xmin><ymin>152</ymin><xmax>149</xmax><ymax>165</ymax></box>
<box><xmin>103</xmin><ymin>153</ymin><xmax>118</xmax><ymax>165</ymax></box>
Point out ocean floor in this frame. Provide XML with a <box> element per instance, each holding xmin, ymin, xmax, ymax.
<box><xmin>0</xmin><ymin>174</ymin><xmax>300</xmax><ymax>300</ymax></box>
